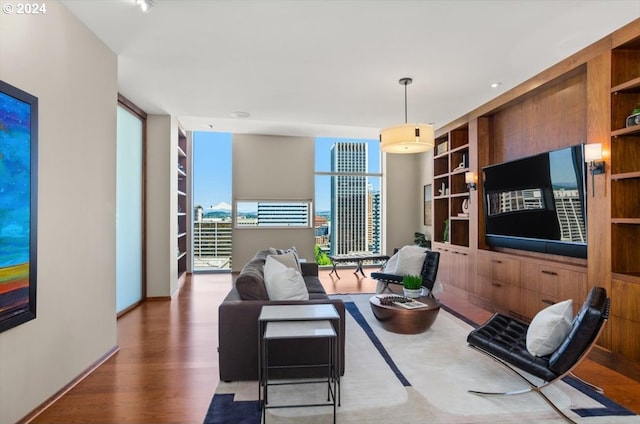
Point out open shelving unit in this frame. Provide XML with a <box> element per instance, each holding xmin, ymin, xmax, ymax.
<box><xmin>610</xmin><ymin>37</ymin><xmax>640</xmax><ymax>280</ymax></box>
<box><xmin>432</xmin><ymin>124</ymin><xmax>470</xmax><ymax>247</ymax></box>
<box><xmin>177</xmin><ymin>126</ymin><xmax>188</xmax><ymax>280</ymax></box>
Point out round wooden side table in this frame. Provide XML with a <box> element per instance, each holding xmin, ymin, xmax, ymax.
<box><xmin>369</xmin><ymin>295</ymin><xmax>441</xmax><ymax>334</ymax></box>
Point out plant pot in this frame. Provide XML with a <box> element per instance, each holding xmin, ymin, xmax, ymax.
<box><xmin>403</xmin><ymin>288</ymin><xmax>422</xmax><ymax>299</ymax></box>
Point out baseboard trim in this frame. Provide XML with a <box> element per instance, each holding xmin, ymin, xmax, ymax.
<box><xmin>18</xmin><ymin>345</ymin><xmax>120</xmax><ymax>424</ymax></box>
<box><xmin>588</xmin><ymin>345</ymin><xmax>640</xmax><ymax>383</ymax></box>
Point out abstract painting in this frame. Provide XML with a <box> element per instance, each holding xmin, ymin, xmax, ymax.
<box><xmin>0</xmin><ymin>80</ymin><xmax>38</xmax><ymax>333</ymax></box>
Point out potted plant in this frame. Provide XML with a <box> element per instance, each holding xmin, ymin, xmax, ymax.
<box><xmin>443</xmin><ymin>218</ymin><xmax>450</xmax><ymax>243</ymax></box>
<box><xmin>402</xmin><ymin>275</ymin><xmax>423</xmax><ymax>298</ymax></box>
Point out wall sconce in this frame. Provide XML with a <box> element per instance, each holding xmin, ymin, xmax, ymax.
<box><xmin>585</xmin><ymin>143</ymin><xmax>605</xmax><ymax>197</ymax></box>
<box><xmin>465</xmin><ymin>171</ymin><xmax>477</xmax><ymax>191</ymax></box>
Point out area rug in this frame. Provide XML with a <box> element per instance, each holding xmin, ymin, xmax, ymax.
<box><xmin>204</xmin><ymin>294</ymin><xmax>638</xmax><ymax>423</ymax></box>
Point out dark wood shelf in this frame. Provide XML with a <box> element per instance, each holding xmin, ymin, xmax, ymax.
<box><xmin>611</xmin><ymin>76</ymin><xmax>640</xmax><ymax>93</ymax></box>
<box><xmin>612</xmin><ymin>272</ymin><xmax>640</xmax><ymax>284</ymax></box>
<box><xmin>612</xmin><ymin>171</ymin><xmax>640</xmax><ymax>180</ymax></box>
<box><xmin>612</xmin><ymin>125</ymin><xmax>640</xmax><ymax>137</ymax></box>
<box><xmin>451</xmin><ymin>167</ymin><xmax>469</xmax><ymax>175</ymax></box>
<box><xmin>611</xmin><ymin>218</ymin><xmax>640</xmax><ymax>224</ymax></box>
<box><xmin>451</xmin><ymin>215</ymin><xmax>470</xmax><ymax>221</ymax></box>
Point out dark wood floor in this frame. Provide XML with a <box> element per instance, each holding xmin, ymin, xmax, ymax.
<box><xmin>28</xmin><ymin>268</ymin><xmax>640</xmax><ymax>423</ymax></box>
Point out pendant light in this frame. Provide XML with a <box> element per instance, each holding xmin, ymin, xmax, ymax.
<box><xmin>379</xmin><ymin>77</ymin><xmax>434</xmax><ymax>154</ymax></box>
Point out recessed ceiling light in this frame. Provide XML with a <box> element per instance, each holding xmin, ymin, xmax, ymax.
<box><xmin>136</xmin><ymin>0</ymin><xmax>154</xmax><ymax>13</ymax></box>
<box><xmin>230</xmin><ymin>111</ymin><xmax>250</xmax><ymax>119</ymax></box>
<box><xmin>490</xmin><ymin>82</ymin><xmax>502</xmax><ymax>88</ymax></box>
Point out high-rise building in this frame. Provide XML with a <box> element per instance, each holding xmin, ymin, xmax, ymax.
<box><xmin>257</xmin><ymin>202</ymin><xmax>309</xmax><ymax>226</ymax></box>
<box><xmin>368</xmin><ymin>187</ymin><xmax>381</xmax><ymax>253</ymax></box>
<box><xmin>330</xmin><ymin>142</ymin><xmax>367</xmax><ymax>255</ymax></box>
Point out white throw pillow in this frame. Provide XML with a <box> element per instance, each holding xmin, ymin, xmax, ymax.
<box><xmin>394</xmin><ymin>246</ymin><xmax>427</xmax><ymax>276</ymax></box>
<box><xmin>383</xmin><ymin>253</ymin><xmax>399</xmax><ymax>274</ymax></box>
<box><xmin>268</xmin><ymin>251</ymin><xmax>301</xmax><ymax>272</ymax></box>
<box><xmin>383</xmin><ymin>245</ymin><xmax>427</xmax><ymax>275</ymax></box>
<box><xmin>526</xmin><ymin>299</ymin><xmax>573</xmax><ymax>357</ymax></box>
<box><xmin>263</xmin><ymin>256</ymin><xmax>309</xmax><ymax>301</ymax></box>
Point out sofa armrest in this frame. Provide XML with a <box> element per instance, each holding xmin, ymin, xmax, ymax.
<box><xmin>300</xmin><ymin>261</ymin><xmax>318</xmax><ymax>277</ymax></box>
<box><xmin>218</xmin><ymin>297</ymin><xmax>345</xmax><ymax>381</ymax></box>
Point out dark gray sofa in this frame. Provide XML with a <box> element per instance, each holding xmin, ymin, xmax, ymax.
<box><xmin>218</xmin><ymin>249</ymin><xmax>345</xmax><ymax>381</ymax></box>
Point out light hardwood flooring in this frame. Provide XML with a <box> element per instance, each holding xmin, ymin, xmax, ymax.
<box><xmin>28</xmin><ymin>268</ymin><xmax>640</xmax><ymax>423</ymax></box>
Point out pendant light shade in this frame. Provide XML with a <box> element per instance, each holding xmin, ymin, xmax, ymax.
<box><xmin>380</xmin><ymin>78</ymin><xmax>434</xmax><ymax>154</ymax></box>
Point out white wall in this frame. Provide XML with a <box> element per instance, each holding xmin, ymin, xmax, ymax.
<box><xmin>146</xmin><ymin>114</ymin><xmax>179</xmax><ymax>297</ymax></box>
<box><xmin>232</xmin><ymin>134</ymin><xmax>315</xmax><ymax>270</ymax></box>
<box><xmin>383</xmin><ymin>152</ymin><xmax>425</xmax><ymax>253</ymax></box>
<box><xmin>418</xmin><ymin>150</ymin><xmax>434</xmax><ymax>241</ymax></box>
<box><xmin>0</xmin><ymin>3</ymin><xmax>118</xmax><ymax>423</ymax></box>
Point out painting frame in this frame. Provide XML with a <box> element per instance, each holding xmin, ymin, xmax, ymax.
<box><xmin>0</xmin><ymin>80</ymin><xmax>38</xmax><ymax>333</ymax></box>
<box><xmin>423</xmin><ymin>184</ymin><xmax>432</xmax><ymax>226</ymax></box>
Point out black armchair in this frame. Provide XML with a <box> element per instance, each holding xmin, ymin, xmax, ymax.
<box><xmin>370</xmin><ymin>250</ymin><xmax>440</xmax><ymax>296</ymax></box>
<box><xmin>466</xmin><ymin>286</ymin><xmax>610</xmax><ymax>424</ymax></box>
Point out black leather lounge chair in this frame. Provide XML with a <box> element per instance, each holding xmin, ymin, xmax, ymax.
<box><xmin>370</xmin><ymin>250</ymin><xmax>440</xmax><ymax>297</ymax></box>
<box><xmin>466</xmin><ymin>286</ymin><xmax>610</xmax><ymax>424</ymax></box>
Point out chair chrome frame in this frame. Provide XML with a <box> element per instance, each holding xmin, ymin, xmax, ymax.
<box><xmin>468</xmin><ymin>318</ymin><xmax>607</xmax><ymax>424</ymax></box>
<box><xmin>467</xmin><ymin>287</ymin><xmax>611</xmax><ymax>423</ymax></box>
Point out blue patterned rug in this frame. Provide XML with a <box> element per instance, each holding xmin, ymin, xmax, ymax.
<box><xmin>204</xmin><ymin>294</ymin><xmax>637</xmax><ymax>424</ymax></box>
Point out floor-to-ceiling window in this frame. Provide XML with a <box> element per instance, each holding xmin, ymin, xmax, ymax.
<box><xmin>315</xmin><ymin>138</ymin><xmax>382</xmax><ymax>264</ymax></box>
<box><xmin>116</xmin><ymin>99</ymin><xmax>145</xmax><ymax>313</ymax></box>
<box><xmin>192</xmin><ymin>131</ymin><xmax>232</xmax><ymax>271</ymax></box>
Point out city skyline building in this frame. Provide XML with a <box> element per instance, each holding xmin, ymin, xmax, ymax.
<box><xmin>368</xmin><ymin>186</ymin><xmax>381</xmax><ymax>253</ymax></box>
<box><xmin>193</xmin><ymin>206</ymin><xmax>233</xmax><ymax>270</ymax></box>
<box><xmin>330</xmin><ymin>142</ymin><xmax>368</xmax><ymax>255</ymax></box>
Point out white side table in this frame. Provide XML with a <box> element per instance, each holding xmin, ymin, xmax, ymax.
<box><xmin>258</xmin><ymin>304</ymin><xmax>341</xmax><ymax>423</ymax></box>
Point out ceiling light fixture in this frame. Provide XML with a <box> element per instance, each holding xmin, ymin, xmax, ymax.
<box><xmin>230</xmin><ymin>111</ymin><xmax>250</xmax><ymax>119</ymax></box>
<box><xmin>380</xmin><ymin>77</ymin><xmax>434</xmax><ymax>154</ymax></box>
<box><xmin>490</xmin><ymin>82</ymin><xmax>502</xmax><ymax>88</ymax></box>
<box><xmin>136</xmin><ymin>0</ymin><xmax>154</xmax><ymax>13</ymax></box>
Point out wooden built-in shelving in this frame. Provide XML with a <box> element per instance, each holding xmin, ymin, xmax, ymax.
<box><xmin>610</xmin><ymin>36</ymin><xmax>640</xmax><ymax>283</ymax></box>
<box><xmin>431</xmin><ymin>19</ymin><xmax>640</xmax><ymax>379</ymax></box>
<box><xmin>432</xmin><ymin>124</ymin><xmax>470</xmax><ymax>248</ymax></box>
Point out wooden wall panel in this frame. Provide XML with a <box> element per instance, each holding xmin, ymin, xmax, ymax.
<box><xmin>489</xmin><ymin>69</ymin><xmax>587</xmax><ymax>164</ymax></box>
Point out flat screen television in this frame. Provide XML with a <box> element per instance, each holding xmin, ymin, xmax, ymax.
<box><xmin>482</xmin><ymin>144</ymin><xmax>587</xmax><ymax>259</ymax></box>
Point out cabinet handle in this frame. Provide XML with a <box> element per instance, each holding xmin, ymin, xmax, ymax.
<box><xmin>491</xmin><ymin>282</ymin><xmax>502</xmax><ymax>288</ymax></box>
<box><xmin>492</xmin><ymin>259</ymin><xmax>502</xmax><ymax>264</ymax></box>
<box><xmin>541</xmin><ymin>299</ymin><xmax>555</xmax><ymax>305</ymax></box>
<box><xmin>541</xmin><ymin>270</ymin><xmax>558</xmax><ymax>276</ymax></box>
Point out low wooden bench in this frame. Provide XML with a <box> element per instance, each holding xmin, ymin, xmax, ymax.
<box><xmin>328</xmin><ymin>254</ymin><xmax>390</xmax><ymax>279</ymax></box>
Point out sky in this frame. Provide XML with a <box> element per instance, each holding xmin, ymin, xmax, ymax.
<box><xmin>192</xmin><ymin>132</ymin><xmax>381</xmax><ymax>212</ymax></box>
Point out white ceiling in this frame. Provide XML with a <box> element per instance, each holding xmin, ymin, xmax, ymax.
<box><xmin>62</xmin><ymin>0</ymin><xmax>640</xmax><ymax>138</ymax></box>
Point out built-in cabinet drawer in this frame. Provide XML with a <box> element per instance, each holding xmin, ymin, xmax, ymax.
<box><xmin>610</xmin><ymin>278</ymin><xmax>640</xmax><ymax>361</ymax></box>
<box><xmin>519</xmin><ymin>262</ymin><xmax>587</xmax><ymax>318</ymax></box>
<box><xmin>477</xmin><ymin>253</ymin><xmax>520</xmax><ymax>286</ymax></box>
<box><xmin>434</xmin><ymin>245</ymin><xmax>471</xmax><ymax>292</ymax></box>
<box><xmin>476</xmin><ymin>275</ymin><xmax>521</xmax><ymax>315</ymax></box>
<box><xmin>476</xmin><ymin>252</ymin><xmax>521</xmax><ymax>315</ymax></box>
